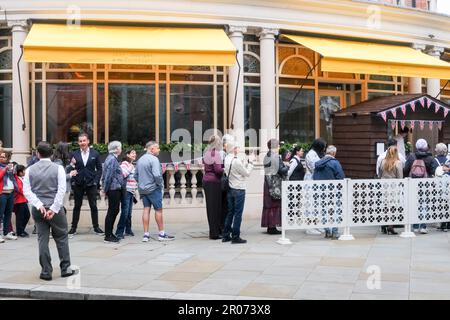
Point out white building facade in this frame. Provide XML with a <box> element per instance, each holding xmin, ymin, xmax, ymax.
<box><xmin>1</xmin><ymin>0</ymin><xmax>450</xmax><ymax>218</ymax></box>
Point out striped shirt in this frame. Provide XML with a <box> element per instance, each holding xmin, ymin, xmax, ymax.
<box><xmin>121</xmin><ymin>161</ymin><xmax>138</xmax><ymax>193</ymax></box>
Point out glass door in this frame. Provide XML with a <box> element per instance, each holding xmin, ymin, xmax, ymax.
<box><xmin>319</xmin><ymin>90</ymin><xmax>345</xmax><ymax>144</ymax></box>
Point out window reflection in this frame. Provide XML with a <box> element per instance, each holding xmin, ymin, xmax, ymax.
<box><xmin>279</xmin><ymin>89</ymin><xmax>315</xmax><ymax>143</ymax></box>
<box><xmin>46</xmin><ymin>84</ymin><xmax>93</xmax><ymax>144</ymax></box>
<box><xmin>170</xmin><ymin>85</ymin><xmax>214</xmax><ymax>139</ymax></box>
<box><xmin>0</xmin><ymin>84</ymin><xmax>12</xmax><ymax>147</ymax></box>
<box><xmin>109</xmin><ymin>84</ymin><xmax>155</xmax><ymax>145</ymax></box>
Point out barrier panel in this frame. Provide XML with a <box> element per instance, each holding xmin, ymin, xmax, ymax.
<box><xmin>348</xmin><ymin>179</ymin><xmax>407</xmax><ymax>227</ymax></box>
<box><xmin>279</xmin><ymin>177</ymin><xmax>450</xmax><ymax>244</ymax></box>
<box><xmin>409</xmin><ymin>178</ymin><xmax>450</xmax><ymax>225</ymax></box>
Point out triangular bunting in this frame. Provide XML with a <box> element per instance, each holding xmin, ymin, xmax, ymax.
<box><xmin>380</xmin><ymin>111</ymin><xmax>387</xmax><ymax>122</ymax></box>
<box><xmin>428</xmin><ymin>121</ymin><xmax>433</xmax><ymax>130</ymax></box>
<box><xmin>419</xmin><ymin>120</ymin><xmax>425</xmax><ymax>130</ymax></box>
<box><xmin>438</xmin><ymin>122</ymin><xmax>443</xmax><ymax>130</ymax></box>
<box><xmin>410</xmin><ymin>121</ymin><xmax>415</xmax><ymax>129</ymax></box>
<box><xmin>401</xmin><ymin>104</ymin><xmax>407</xmax><ymax>116</ymax></box>
<box><xmin>435</xmin><ymin>104</ymin><xmax>441</xmax><ymax>114</ymax></box>
<box><xmin>419</xmin><ymin>97</ymin><xmax>425</xmax><ymax>108</ymax></box>
<box><xmin>390</xmin><ymin>108</ymin><xmax>397</xmax><ymax>118</ymax></box>
<box><xmin>391</xmin><ymin>121</ymin><xmax>396</xmax><ymax>130</ymax></box>
<box><xmin>400</xmin><ymin>120</ymin><xmax>406</xmax><ymax>130</ymax></box>
<box><xmin>409</xmin><ymin>103</ymin><xmax>415</xmax><ymax>112</ymax></box>
<box><xmin>444</xmin><ymin>108</ymin><xmax>449</xmax><ymax>118</ymax></box>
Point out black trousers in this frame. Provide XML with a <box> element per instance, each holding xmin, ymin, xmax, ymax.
<box><xmin>105</xmin><ymin>190</ymin><xmax>122</xmax><ymax>237</ymax></box>
<box><xmin>71</xmin><ymin>184</ymin><xmax>99</xmax><ymax>229</ymax></box>
<box><xmin>204</xmin><ymin>181</ymin><xmax>225</xmax><ymax>238</ymax></box>
<box><xmin>14</xmin><ymin>203</ymin><xmax>30</xmax><ymax>235</ymax></box>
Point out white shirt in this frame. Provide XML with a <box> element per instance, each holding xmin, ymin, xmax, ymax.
<box><xmin>23</xmin><ymin>158</ymin><xmax>66</xmax><ymax>214</ymax></box>
<box><xmin>288</xmin><ymin>155</ymin><xmax>302</xmax><ymax>180</ymax></box>
<box><xmin>3</xmin><ymin>173</ymin><xmax>14</xmax><ymax>191</ymax></box>
<box><xmin>224</xmin><ymin>154</ymin><xmax>253</xmax><ymax>190</ymax></box>
<box><xmin>304</xmin><ymin>150</ymin><xmax>320</xmax><ymax>181</ymax></box>
<box><xmin>81</xmin><ymin>148</ymin><xmax>90</xmax><ymax>166</ymax></box>
<box><xmin>376</xmin><ymin>151</ymin><xmax>406</xmax><ymax>177</ymax></box>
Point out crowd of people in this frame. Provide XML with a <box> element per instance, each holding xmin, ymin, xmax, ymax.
<box><xmin>1</xmin><ymin>133</ymin><xmax>450</xmax><ymax>281</ymax></box>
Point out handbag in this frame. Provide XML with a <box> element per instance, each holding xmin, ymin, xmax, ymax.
<box><xmin>221</xmin><ymin>158</ymin><xmax>234</xmax><ymax>192</ymax></box>
<box><xmin>266</xmin><ymin>174</ymin><xmax>283</xmax><ymax>200</ymax></box>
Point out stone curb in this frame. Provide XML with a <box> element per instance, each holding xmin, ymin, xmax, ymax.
<box><xmin>0</xmin><ymin>283</ymin><xmax>280</xmax><ymax>300</ymax></box>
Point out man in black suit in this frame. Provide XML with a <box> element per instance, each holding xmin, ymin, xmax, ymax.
<box><xmin>68</xmin><ymin>133</ymin><xmax>104</xmax><ymax>236</ymax></box>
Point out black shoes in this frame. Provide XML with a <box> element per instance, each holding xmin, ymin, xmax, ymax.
<box><xmin>39</xmin><ymin>274</ymin><xmax>52</xmax><ymax>281</ymax></box>
<box><xmin>222</xmin><ymin>236</ymin><xmax>231</xmax><ymax>242</ymax></box>
<box><xmin>68</xmin><ymin>227</ymin><xmax>77</xmax><ymax>235</ymax></box>
<box><xmin>267</xmin><ymin>227</ymin><xmax>282</xmax><ymax>235</ymax></box>
<box><xmin>94</xmin><ymin>227</ymin><xmax>104</xmax><ymax>235</ymax></box>
<box><xmin>231</xmin><ymin>237</ymin><xmax>247</xmax><ymax>244</ymax></box>
<box><xmin>104</xmin><ymin>235</ymin><xmax>120</xmax><ymax>243</ymax></box>
<box><xmin>386</xmin><ymin>227</ymin><xmax>398</xmax><ymax>235</ymax></box>
<box><xmin>61</xmin><ymin>269</ymin><xmax>78</xmax><ymax>278</ymax></box>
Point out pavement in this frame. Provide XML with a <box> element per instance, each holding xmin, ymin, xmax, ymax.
<box><xmin>1</xmin><ymin>219</ymin><xmax>450</xmax><ymax>300</ymax></box>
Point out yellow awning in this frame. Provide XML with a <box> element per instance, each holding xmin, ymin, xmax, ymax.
<box><xmin>283</xmin><ymin>35</ymin><xmax>450</xmax><ymax>79</ymax></box>
<box><xmin>24</xmin><ymin>24</ymin><xmax>236</xmax><ymax>66</ymax></box>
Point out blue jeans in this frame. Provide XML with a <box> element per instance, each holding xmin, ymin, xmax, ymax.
<box><xmin>0</xmin><ymin>193</ymin><xmax>14</xmax><ymax>236</ymax></box>
<box><xmin>116</xmin><ymin>191</ymin><xmax>134</xmax><ymax>236</ymax></box>
<box><xmin>223</xmin><ymin>188</ymin><xmax>246</xmax><ymax>239</ymax></box>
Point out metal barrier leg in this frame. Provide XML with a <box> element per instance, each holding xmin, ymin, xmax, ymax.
<box><xmin>338</xmin><ymin>227</ymin><xmax>354</xmax><ymax>241</ymax></box>
<box><xmin>277</xmin><ymin>228</ymin><xmax>292</xmax><ymax>245</ymax></box>
<box><xmin>400</xmin><ymin>224</ymin><xmax>416</xmax><ymax>238</ymax></box>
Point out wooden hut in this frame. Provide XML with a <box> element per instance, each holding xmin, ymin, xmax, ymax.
<box><xmin>332</xmin><ymin>94</ymin><xmax>450</xmax><ymax>179</ymax></box>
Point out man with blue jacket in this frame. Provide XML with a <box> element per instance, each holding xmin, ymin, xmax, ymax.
<box><xmin>313</xmin><ymin>145</ymin><xmax>345</xmax><ymax>239</ymax></box>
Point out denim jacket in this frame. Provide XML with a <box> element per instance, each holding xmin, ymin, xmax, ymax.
<box><xmin>101</xmin><ymin>154</ymin><xmax>124</xmax><ymax>193</ymax></box>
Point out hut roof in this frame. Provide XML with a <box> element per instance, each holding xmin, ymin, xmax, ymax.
<box><xmin>334</xmin><ymin>94</ymin><xmax>450</xmax><ymax>116</ymax></box>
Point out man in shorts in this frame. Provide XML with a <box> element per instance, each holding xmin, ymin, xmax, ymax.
<box><xmin>135</xmin><ymin>141</ymin><xmax>174</xmax><ymax>242</ymax></box>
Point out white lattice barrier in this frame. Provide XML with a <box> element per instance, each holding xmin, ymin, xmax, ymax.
<box><xmin>279</xmin><ymin>177</ymin><xmax>450</xmax><ymax>244</ymax></box>
<box><xmin>348</xmin><ymin>179</ymin><xmax>408</xmax><ymax>227</ymax></box>
<box><xmin>409</xmin><ymin>178</ymin><xmax>450</xmax><ymax>225</ymax></box>
<box><xmin>279</xmin><ymin>180</ymin><xmax>348</xmax><ymax>244</ymax></box>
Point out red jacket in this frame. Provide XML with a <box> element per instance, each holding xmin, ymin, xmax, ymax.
<box><xmin>0</xmin><ymin>166</ymin><xmax>10</xmax><ymax>194</ymax></box>
<box><xmin>14</xmin><ymin>175</ymin><xmax>27</xmax><ymax>204</ymax></box>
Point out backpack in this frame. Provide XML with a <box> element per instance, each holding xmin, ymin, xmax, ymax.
<box><xmin>435</xmin><ymin>158</ymin><xmax>444</xmax><ymax>177</ymax></box>
<box><xmin>409</xmin><ymin>159</ymin><xmax>428</xmax><ymax>178</ymax></box>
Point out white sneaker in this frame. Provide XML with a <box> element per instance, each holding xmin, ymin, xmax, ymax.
<box><xmin>5</xmin><ymin>232</ymin><xmax>18</xmax><ymax>240</ymax></box>
<box><xmin>306</xmin><ymin>229</ymin><xmax>322</xmax><ymax>235</ymax></box>
<box><xmin>142</xmin><ymin>234</ymin><xmax>150</xmax><ymax>242</ymax></box>
<box><xmin>0</xmin><ymin>236</ymin><xmax>4</xmax><ymax>243</ymax></box>
<box><xmin>420</xmin><ymin>228</ymin><xmax>428</xmax><ymax>234</ymax></box>
<box><xmin>413</xmin><ymin>228</ymin><xmax>419</xmax><ymax>233</ymax></box>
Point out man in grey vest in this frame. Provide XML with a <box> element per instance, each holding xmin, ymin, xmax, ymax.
<box><xmin>23</xmin><ymin>141</ymin><xmax>76</xmax><ymax>281</ymax></box>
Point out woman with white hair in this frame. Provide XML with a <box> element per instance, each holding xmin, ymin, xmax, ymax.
<box><xmin>223</xmin><ymin>141</ymin><xmax>256</xmax><ymax>244</ymax></box>
<box><xmin>101</xmin><ymin>141</ymin><xmax>124</xmax><ymax>243</ymax></box>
